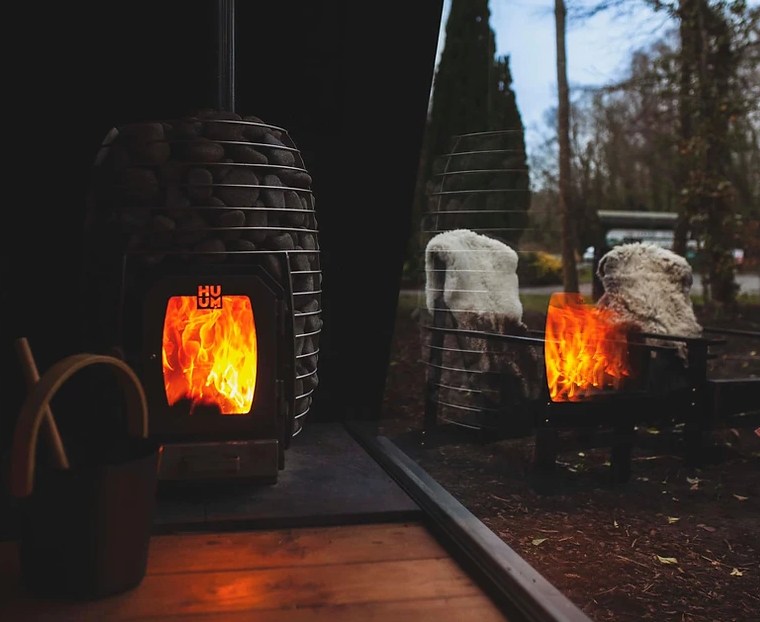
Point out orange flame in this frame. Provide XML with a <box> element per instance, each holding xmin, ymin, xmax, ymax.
<box><xmin>544</xmin><ymin>292</ymin><xmax>631</xmax><ymax>402</ymax></box>
<box><xmin>162</xmin><ymin>295</ymin><xmax>257</xmax><ymax>415</ymax></box>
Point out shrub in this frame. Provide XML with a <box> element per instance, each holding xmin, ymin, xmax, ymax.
<box><xmin>517</xmin><ymin>251</ymin><xmax>563</xmax><ymax>286</ymax></box>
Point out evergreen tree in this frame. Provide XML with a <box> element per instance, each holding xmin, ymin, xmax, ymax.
<box><xmin>407</xmin><ymin>0</ymin><xmax>530</xmax><ymax>279</ymax></box>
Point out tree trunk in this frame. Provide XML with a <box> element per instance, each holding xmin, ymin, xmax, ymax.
<box><xmin>555</xmin><ymin>0</ymin><xmax>579</xmax><ymax>292</ymax></box>
<box><xmin>673</xmin><ymin>0</ymin><xmax>695</xmax><ymax>259</ymax></box>
<box><xmin>675</xmin><ymin>0</ymin><xmax>738</xmax><ymax>307</ymax></box>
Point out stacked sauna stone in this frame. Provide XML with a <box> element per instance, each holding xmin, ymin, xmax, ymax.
<box><xmin>86</xmin><ymin>109</ymin><xmax>321</xmax><ymax>432</ymax></box>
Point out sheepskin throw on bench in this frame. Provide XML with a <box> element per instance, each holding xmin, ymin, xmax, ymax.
<box><xmin>425</xmin><ymin>228</ymin><xmax>524</xmax><ymax>322</ymax></box>
<box><xmin>596</xmin><ymin>241</ymin><xmax>702</xmax><ymax>337</ymax></box>
<box><xmin>596</xmin><ymin>241</ymin><xmax>703</xmax><ymax>365</ymax></box>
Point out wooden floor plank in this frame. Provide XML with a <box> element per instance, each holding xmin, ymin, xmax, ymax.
<box><xmin>3</xmin><ymin>557</ymin><xmax>485</xmax><ymax>620</ymax></box>
<box><xmin>147</xmin><ymin>522</ymin><xmax>449</xmax><ymax>574</ymax></box>
<box><xmin>136</xmin><ymin>595</ymin><xmax>510</xmax><ymax>622</ymax></box>
<box><xmin>3</xmin><ymin>594</ymin><xmax>508</xmax><ymax>622</ymax></box>
<box><xmin>0</xmin><ymin>522</ymin><xmax>511</xmax><ymax>622</ymax></box>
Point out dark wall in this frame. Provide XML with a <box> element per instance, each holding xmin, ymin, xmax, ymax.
<box><xmin>2</xmin><ymin>1</ymin><xmax>443</xmax><ymax>528</ymax></box>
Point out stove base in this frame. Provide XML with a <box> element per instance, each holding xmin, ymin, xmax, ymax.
<box><xmin>158</xmin><ymin>439</ymin><xmax>279</xmax><ymax>484</ymax></box>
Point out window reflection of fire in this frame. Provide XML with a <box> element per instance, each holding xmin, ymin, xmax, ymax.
<box><xmin>544</xmin><ymin>292</ymin><xmax>631</xmax><ymax>402</ymax></box>
<box><xmin>162</xmin><ymin>295</ymin><xmax>257</xmax><ymax>415</ymax></box>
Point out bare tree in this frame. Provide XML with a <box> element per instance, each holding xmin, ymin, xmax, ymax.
<box><xmin>555</xmin><ymin>0</ymin><xmax>579</xmax><ymax>292</ymax></box>
<box><xmin>572</xmin><ymin>0</ymin><xmax>753</xmax><ymax>307</ymax></box>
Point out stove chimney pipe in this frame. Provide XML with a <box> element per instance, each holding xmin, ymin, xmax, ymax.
<box><xmin>217</xmin><ymin>0</ymin><xmax>236</xmax><ymax>112</ymax></box>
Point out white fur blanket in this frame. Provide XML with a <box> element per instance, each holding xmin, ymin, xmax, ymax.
<box><xmin>424</xmin><ymin>229</ymin><xmax>523</xmax><ymax>322</ymax></box>
<box><xmin>596</xmin><ymin>242</ymin><xmax>702</xmax><ymax>362</ymax></box>
<box><xmin>424</xmin><ymin>229</ymin><xmax>541</xmax><ymax>405</ymax></box>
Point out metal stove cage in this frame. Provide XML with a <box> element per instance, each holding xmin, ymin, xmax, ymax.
<box><xmin>417</xmin><ymin>129</ymin><xmax>537</xmax><ymax>434</ymax></box>
<box><xmin>83</xmin><ymin>111</ymin><xmax>322</xmax><ymax>441</ymax></box>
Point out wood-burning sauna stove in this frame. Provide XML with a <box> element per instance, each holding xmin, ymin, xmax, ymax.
<box><xmin>82</xmin><ymin>112</ymin><xmax>322</xmax><ymax>485</ymax></box>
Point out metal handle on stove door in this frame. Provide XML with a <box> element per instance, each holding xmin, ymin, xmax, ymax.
<box><xmin>10</xmin><ymin>353</ymin><xmax>149</xmax><ymax>498</ymax></box>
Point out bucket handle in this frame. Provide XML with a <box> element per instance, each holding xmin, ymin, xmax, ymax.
<box><xmin>11</xmin><ymin>353</ymin><xmax>149</xmax><ymax>498</ymax></box>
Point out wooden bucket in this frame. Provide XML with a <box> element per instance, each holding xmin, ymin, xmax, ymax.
<box><xmin>11</xmin><ymin>353</ymin><xmax>161</xmax><ymax>599</ymax></box>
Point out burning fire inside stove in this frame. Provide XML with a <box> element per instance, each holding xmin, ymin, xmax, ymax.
<box><xmin>162</xmin><ymin>289</ymin><xmax>257</xmax><ymax>415</ymax></box>
<box><xmin>544</xmin><ymin>292</ymin><xmax>632</xmax><ymax>402</ymax></box>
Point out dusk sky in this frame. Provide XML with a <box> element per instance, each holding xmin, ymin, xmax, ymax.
<box><xmin>435</xmin><ymin>0</ymin><xmax>678</xmax><ymax>154</ymax></box>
